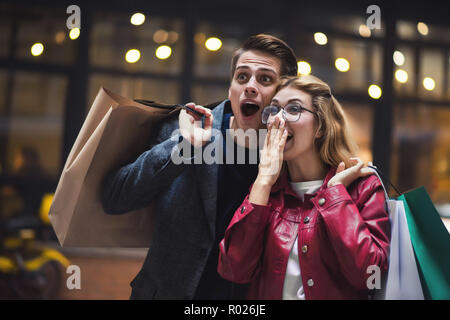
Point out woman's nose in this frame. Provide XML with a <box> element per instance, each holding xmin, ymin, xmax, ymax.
<box><xmin>268</xmin><ymin>111</ymin><xmax>285</xmax><ymax>126</ymax></box>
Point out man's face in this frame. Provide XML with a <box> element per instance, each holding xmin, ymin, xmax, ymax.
<box><xmin>228</xmin><ymin>50</ymin><xmax>281</xmax><ymax>131</ymax></box>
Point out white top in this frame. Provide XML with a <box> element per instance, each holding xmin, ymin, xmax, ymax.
<box><xmin>282</xmin><ymin>179</ymin><xmax>323</xmax><ymax>300</ymax></box>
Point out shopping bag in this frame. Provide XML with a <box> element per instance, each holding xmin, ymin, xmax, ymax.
<box><xmin>400</xmin><ymin>187</ymin><xmax>450</xmax><ymax>300</ymax></box>
<box><xmin>49</xmin><ymin>87</ymin><xmax>180</xmax><ymax>247</ymax></box>
<box><xmin>370</xmin><ymin>168</ymin><xmax>424</xmax><ymax>300</ymax></box>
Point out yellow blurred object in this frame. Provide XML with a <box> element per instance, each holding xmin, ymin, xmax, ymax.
<box><xmin>25</xmin><ymin>248</ymin><xmax>71</xmax><ymax>271</ymax></box>
<box><xmin>39</xmin><ymin>193</ymin><xmax>54</xmax><ymax>224</ymax></box>
<box><xmin>0</xmin><ymin>257</ymin><xmax>16</xmax><ymax>273</ymax></box>
<box><xmin>4</xmin><ymin>237</ymin><xmax>21</xmax><ymax>249</ymax></box>
<box><xmin>19</xmin><ymin>229</ymin><xmax>35</xmax><ymax>240</ymax></box>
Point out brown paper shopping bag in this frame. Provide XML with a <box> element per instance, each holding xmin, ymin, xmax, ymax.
<box><xmin>49</xmin><ymin>87</ymin><xmax>180</xmax><ymax>247</ymax></box>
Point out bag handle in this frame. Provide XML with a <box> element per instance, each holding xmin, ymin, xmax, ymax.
<box><xmin>134</xmin><ymin>99</ymin><xmax>205</xmax><ymax>118</ymax></box>
<box><xmin>368</xmin><ymin>165</ymin><xmax>402</xmax><ymax>199</ymax></box>
<box><xmin>134</xmin><ymin>99</ymin><xmax>223</xmax><ymax>118</ymax></box>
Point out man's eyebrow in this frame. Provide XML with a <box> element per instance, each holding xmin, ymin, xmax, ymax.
<box><xmin>236</xmin><ymin>65</ymin><xmax>278</xmax><ymax>74</ymax></box>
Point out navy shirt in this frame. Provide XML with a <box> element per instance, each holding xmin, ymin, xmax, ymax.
<box><xmin>194</xmin><ymin>106</ymin><xmax>259</xmax><ymax>299</ymax></box>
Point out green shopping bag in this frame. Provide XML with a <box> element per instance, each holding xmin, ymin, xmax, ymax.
<box><xmin>399</xmin><ymin>187</ymin><xmax>450</xmax><ymax>300</ymax></box>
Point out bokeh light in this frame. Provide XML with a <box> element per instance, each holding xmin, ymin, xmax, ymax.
<box><xmin>393</xmin><ymin>50</ymin><xmax>405</xmax><ymax>66</ymax></box>
<box><xmin>125</xmin><ymin>49</ymin><xmax>141</xmax><ymax>63</ymax></box>
<box><xmin>155</xmin><ymin>45</ymin><xmax>172</xmax><ymax>59</ymax></box>
<box><xmin>417</xmin><ymin>22</ymin><xmax>429</xmax><ymax>35</ymax></box>
<box><xmin>130</xmin><ymin>13</ymin><xmax>146</xmax><ymax>26</ymax></box>
<box><xmin>395</xmin><ymin>69</ymin><xmax>408</xmax><ymax>83</ymax></box>
<box><xmin>423</xmin><ymin>77</ymin><xmax>435</xmax><ymax>91</ymax></box>
<box><xmin>314</xmin><ymin>32</ymin><xmax>328</xmax><ymax>45</ymax></box>
<box><xmin>335</xmin><ymin>58</ymin><xmax>350</xmax><ymax>72</ymax></box>
<box><xmin>205</xmin><ymin>37</ymin><xmax>222</xmax><ymax>51</ymax></box>
<box><xmin>69</xmin><ymin>27</ymin><xmax>80</xmax><ymax>40</ymax></box>
<box><xmin>31</xmin><ymin>43</ymin><xmax>44</xmax><ymax>56</ymax></box>
<box><xmin>368</xmin><ymin>84</ymin><xmax>382</xmax><ymax>99</ymax></box>
<box><xmin>359</xmin><ymin>24</ymin><xmax>371</xmax><ymax>38</ymax></box>
<box><xmin>297</xmin><ymin>61</ymin><xmax>311</xmax><ymax>75</ymax></box>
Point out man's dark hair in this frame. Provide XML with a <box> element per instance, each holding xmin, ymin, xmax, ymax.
<box><xmin>230</xmin><ymin>34</ymin><xmax>298</xmax><ymax>79</ymax></box>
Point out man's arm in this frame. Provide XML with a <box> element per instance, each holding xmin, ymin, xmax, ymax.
<box><xmin>100</xmin><ymin>103</ymin><xmax>214</xmax><ymax>215</ymax></box>
<box><xmin>100</xmin><ymin>116</ymin><xmax>188</xmax><ymax>215</ymax></box>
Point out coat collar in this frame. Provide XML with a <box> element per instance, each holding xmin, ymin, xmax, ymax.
<box><xmin>194</xmin><ymin>99</ymin><xmax>229</xmax><ymax>239</ymax></box>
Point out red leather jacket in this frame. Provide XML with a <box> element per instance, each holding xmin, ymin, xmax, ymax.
<box><xmin>218</xmin><ymin>166</ymin><xmax>390</xmax><ymax>300</ymax></box>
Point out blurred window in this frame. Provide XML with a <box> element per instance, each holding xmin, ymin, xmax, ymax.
<box><xmin>90</xmin><ymin>13</ymin><xmax>184</xmax><ymax>75</ymax></box>
<box><xmin>447</xmin><ymin>53</ymin><xmax>450</xmax><ymax>100</ymax></box>
<box><xmin>0</xmin><ymin>21</ymin><xmax>10</xmax><ymax>57</ymax></box>
<box><xmin>15</xmin><ymin>9</ymin><xmax>76</xmax><ymax>64</ymax></box>
<box><xmin>397</xmin><ymin>20</ymin><xmax>450</xmax><ymax>43</ymax></box>
<box><xmin>191</xmin><ymin>84</ymin><xmax>228</xmax><ymax>106</ymax></box>
<box><xmin>341</xmin><ymin>102</ymin><xmax>374</xmax><ymax>164</ymax></box>
<box><xmin>419</xmin><ymin>49</ymin><xmax>444</xmax><ymax>100</ymax></box>
<box><xmin>4</xmin><ymin>72</ymin><xmax>67</xmax><ymax>177</ymax></box>
<box><xmin>331</xmin><ymin>39</ymin><xmax>382</xmax><ymax>93</ymax></box>
<box><xmin>330</xmin><ymin>14</ymin><xmax>385</xmax><ymax>38</ymax></box>
<box><xmin>0</xmin><ymin>71</ymin><xmax>7</xmax><ymax>115</ymax></box>
<box><xmin>194</xmin><ymin>22</ymin><xmax>265</xmax><ymax>79</ymax></box>
<box><xmin>393</xmin><ymin>46</ymin><xmax>415</xmax><ymax>96</ymax></box>
<box><xmin>88</xmin><ymin>74</ymin><xmax>180</xmax><ymax>113</ymax></box>
<box><xmin>391</xmin><ymin>104</ymin><xmax>450</xmax><ymax>210</ymax></box>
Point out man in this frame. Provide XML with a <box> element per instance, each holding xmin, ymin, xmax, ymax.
<box><xmin>100</xmin><ymin>34</ymin><xmax>298</xmax><ymax>299</ymax></box>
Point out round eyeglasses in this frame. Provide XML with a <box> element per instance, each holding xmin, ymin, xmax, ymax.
<box><xmin>261</xmin><ymin>104</ymin><xmax>315</xmax><ymax>125</ymax></box>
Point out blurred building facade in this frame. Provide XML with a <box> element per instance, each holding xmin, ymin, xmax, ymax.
<box><xmin>0</xmin><ymin>0</ymin><xmax>449</xmax><ymax>223</ymax></box>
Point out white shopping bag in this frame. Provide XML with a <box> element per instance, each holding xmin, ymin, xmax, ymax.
<box><xmin>371</xmin><ymin>169</ymin><xmax>424</xmax><ymax>300</ymax></box>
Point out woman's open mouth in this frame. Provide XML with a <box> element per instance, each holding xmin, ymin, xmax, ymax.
<box><xmin>241</xmin><ymin>102</ymin><xmax>260</xmax><ymax>117</ymax></box>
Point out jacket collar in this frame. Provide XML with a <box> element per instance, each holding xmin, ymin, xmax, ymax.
<box><xmin>271</xmin><ymin>165</ymin><xmax>337</xmax><ymax>199</ymax></box>
<box><xmin>194</xmin><ymin>99</ymin><xmax>229</xmax><ymax>240</ymax></box>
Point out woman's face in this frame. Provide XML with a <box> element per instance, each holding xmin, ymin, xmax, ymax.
<box><xmin>268</xmin><ymin>86</ymin><xmax>320</xmax><ymax>161</ymax></box>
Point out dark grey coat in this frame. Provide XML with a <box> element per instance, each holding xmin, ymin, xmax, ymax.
<box><xmin>101</xmin><ymin>100</ymin><xmax>228</xmax><ymax>299</ymax></box>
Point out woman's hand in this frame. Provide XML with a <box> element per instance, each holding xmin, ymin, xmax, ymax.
<box><xmin>327</xmin><ymin>157</ymin><xmax>374</xmax><ymax>188</ymax></box>
<box><xmin>256</xmin><ymin>117</ymin><xmax>288</xmax><ymax>187</ymax></box>
<box><xmin>178</xmin><ymin>102</ymin><xmax>213</xmax><ymax>148</ymax></box>
<box><xmin>249</xmin><ymin>117</ymin><xmax>288</xmax><ymax>206</ymax></box>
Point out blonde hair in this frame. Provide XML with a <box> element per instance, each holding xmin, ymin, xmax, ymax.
<box><xmin>275</xmin><ymin>75</ymin><xmax>358</xmax><ymax>168</ymax></box>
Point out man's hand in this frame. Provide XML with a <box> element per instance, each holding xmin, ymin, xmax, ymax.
<box><xmin>178</xmin><ymin>103</ymin><xmax>213</xmax><ymax>148</ymax></box>
<box><xmin>327</xmin><ymin>157</ymin><xmax>374</xmax><ymax>188</ymax></box>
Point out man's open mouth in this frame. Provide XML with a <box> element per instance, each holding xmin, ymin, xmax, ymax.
<box><xmin>241</xmin><ymin>102</ymin><xmax>260</xmax><ymax>117</ymax></box>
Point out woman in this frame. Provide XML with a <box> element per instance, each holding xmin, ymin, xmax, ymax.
<box><xmin>218</xmin><ymin>75</ymin><xmax>390</xmax><ymax>300</ymax></box>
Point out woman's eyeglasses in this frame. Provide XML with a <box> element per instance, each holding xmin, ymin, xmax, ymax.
<box><xmin>261</xmin><ymin>104</ymin><xmax>315</xmax><ymax>124</ymax></box>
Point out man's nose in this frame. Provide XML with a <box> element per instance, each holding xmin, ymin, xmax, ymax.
<box><xmin>245</xmin><ymin>78</ymin><xmax>258</xmax><ymax>97</ymax></box>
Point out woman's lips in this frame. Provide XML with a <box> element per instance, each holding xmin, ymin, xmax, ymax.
<box><xmin>284</xmin><ymin>134</ymin><xmax>294</xmax><ymax>150</ymax></box>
